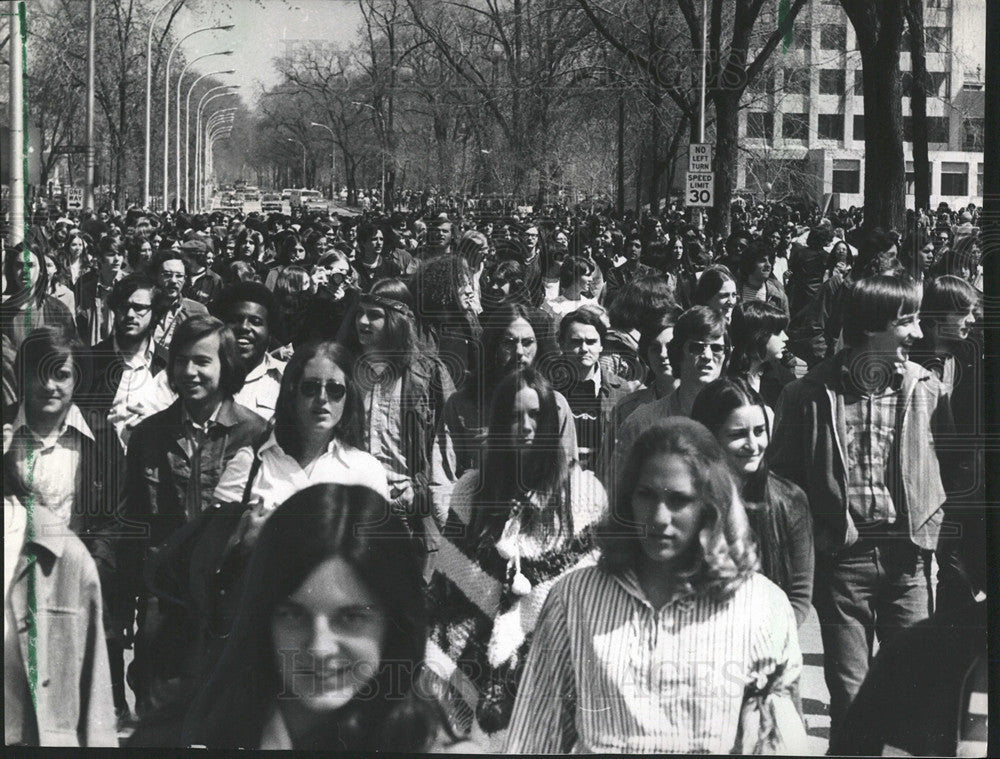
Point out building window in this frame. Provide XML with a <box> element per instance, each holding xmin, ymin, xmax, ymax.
<box><xmin>819</xmin><ymin>69</ymin><xmax>846</xmax><ymax>95</ymax></box>
<box><xmin>818</xmin><ymin>114</ymin><xmax>844</xmax><ymax>141</ymax></box>
<box><xmin>903</xmin><ymin>71</ymin><xmax>950</xmax><ymax>98</ymax></box>
<box><xmin>854</xmin><ymin>70</ymin><xmax>864</xmax><ymax>95</ymax></box>
<box><xmin>925</xmin><ymin>27</ymin><xmax>951</xmax><ymax>53</ymax></box>
<box><xmin>783</xmin><ymin>113</ymin><xmax>809</xmax><ymax>140</ymax></box>
<box><xmin>927</xmin><ymin>0</ymin><xmax>952</xmax><ymax>8</ymax></box>
<box><xmin>903</xmin><ymin>116</ymin><xmax>949</xmax><ymax>143</ymax></box>
<box><xmin>747</xmin><ymin>112</ymin><xmax>773</xmax><ymax>140</ymax></box>
<box><xmin>784</xmin><ymin>67</ymin><xmax>809</xmax><ymax>95</ymax></box>
<box><xmin>789</xmin><ymin>28</ymin><xmax>810</xmax><ymax>49</ymax></box>
<box><xmin>749</xmin><ymin>71</ymin><xmax>775</xmax><ymax>95</ymax></box>
<box><xmin>905</xmin><ymin>161</ymin><xmax>915</xmax><ymax>194</ymax></box>
<box><xmin>820</xmin><ymin>25</ymin><xmax>847</xmax><ymax>51</ymax></box>
<box><xmin>940</xmin><ymin>162</ymin><xmax>968</xmax><ymax>196</ymax></box>
<box><xmin>928</xmin><ymin>71</ymin><xmax>950</xmax><ymax>98</ymax></box>
<box><xmin>963</xmin><ymin>118</ymin><xmax>984</xmax><ymax>151</ymax></box>
<box><xmin>832</xmin><ymin>159</ymin><xmax>860</xmax><ymax>193</ymax></box>
<box><xmin>853</xmin><ymin>115</ymin><xmax>865</xmax><ymax>141</ymax></box>
<box><xmin>978</xmin><ymin>163</ymin><xmax>984</xmax><ymax>196</ymax></box>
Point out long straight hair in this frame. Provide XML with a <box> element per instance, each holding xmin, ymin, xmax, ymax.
<box><xmin>181</xmin><ymin>484</ymin><xmax>439</xmax><ymax>750</ymax></box>
<box><xmin>469</xmin><ymin>368</ymin><xmax>570</xmax><ymax>542</ymax></box>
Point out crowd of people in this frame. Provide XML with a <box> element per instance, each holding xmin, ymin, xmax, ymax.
<box><xmin>2</xmin><ymin>194</ymin><xmax>987</xmax><ymax>754</ymax></box>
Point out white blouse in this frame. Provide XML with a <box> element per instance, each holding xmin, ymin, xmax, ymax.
<box><xmin>213</xmin><ymin>432</ymin><xmax>389</xmax><ymax>511</ymax></box>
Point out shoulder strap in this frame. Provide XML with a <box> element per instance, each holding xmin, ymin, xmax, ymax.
<box><xmin>240</xmin><ymin>418</ymin><xmax>275</xmax><ymax>509</ymax></box>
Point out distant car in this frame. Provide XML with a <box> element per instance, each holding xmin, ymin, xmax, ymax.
<box><xmin>304</xmin><ymin>196</ymin><xmax>328</xmax><ymax>213</ymax></box>
<box><xmin>261</xmin><ymin>193</ymin><xmax>282</xmax><ymax>213</ymax></box>
<box><xmin>215</xmin><ymin>204</ymin><xmax>243</xmax><ymax>216</ymax></box>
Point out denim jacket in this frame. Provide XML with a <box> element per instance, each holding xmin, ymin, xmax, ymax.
<box><xmin>769</xmin><ymin>352</ymin><xmax>953</xmax><ymax>555</ymax></box>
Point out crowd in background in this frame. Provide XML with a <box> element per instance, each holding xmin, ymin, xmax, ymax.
<box><xmin>2</xmin><ymin>193</ymin><xmax>987</xmax><ymax>754</ymax></box>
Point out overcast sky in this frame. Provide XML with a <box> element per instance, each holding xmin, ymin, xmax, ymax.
<box><xmin>173</xmin><ymin>0</ymin><xmax>362</xmax><ymax>104</ymax></box>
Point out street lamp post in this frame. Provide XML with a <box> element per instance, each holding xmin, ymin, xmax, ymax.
<box><xmin>196</xmin><ymin>91</ymin><xmax>238</xmax><ymax>209</ymax></box>
<box><xmin>183</xmin><ymin>67</ymin><xmax>235</xmax><ymax>209</ymax></box>
<box><xmin>202</xmin><ymin>109</ymin><xmax>235</xmax><ymax>208</ymax></box>
<box><xmin>203</xmin><ymin>114</ymin><xmax>235</xmax><ymax>207</ymax></box>
<box><xmin>206</xmin><ymin>124</ymin><xmax>233</xmax><ymax>199</ymax></box>
<box><xmin>176</xmin><ymin>54</ymin><xmax>233</xmax><ymax>209</ymax></box>
<box><xmin>310</xmin><ymin>122</ymin><xmax>336</xmax><ymax>201</ymax></box>
<box><xmin>144</xmin><ymin>0</ymin><xmax>183</xmax><ymax>208</ymax></box>
<box><xmin>162</xmin><ymin>23</ymin><xmax>233</xmax><ymax>210</ymax></box>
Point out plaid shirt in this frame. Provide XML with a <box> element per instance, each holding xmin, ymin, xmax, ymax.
<box><xmin>839</xmin><ymin>361</ymin><xmax>904</xmax><ymax>526</ymax></box>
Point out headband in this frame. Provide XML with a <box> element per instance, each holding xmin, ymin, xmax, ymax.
<box><xmin>360</xmin><ymin>292</ymin><xmax>414</xmax><ymax>320</ymax></box>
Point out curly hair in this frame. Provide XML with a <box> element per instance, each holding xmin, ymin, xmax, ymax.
<box><xmin>597</xmin><ymin>417</ymin><xmax>758</xmax><ymax>602</ymax></box>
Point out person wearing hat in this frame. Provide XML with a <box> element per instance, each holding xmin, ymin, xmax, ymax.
<box><xmin>182</xmin><ymin>238</ymin><xmax>223</xmax><ymax>306</ymax></box>
<box><xmin>211</xmin><ymin>282</ymin><xmax>285</xmax><ymax>420</ymax></box>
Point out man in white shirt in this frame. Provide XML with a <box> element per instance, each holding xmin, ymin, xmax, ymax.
<box><xmin>211</xmin><ymin>282</ymin><xmax>285</xmax><ymax>420</ymax></box>
<box><xmin>81</xmin><ymin>273</ymin><xmax>172</xmax><ymax>450</ymax></box>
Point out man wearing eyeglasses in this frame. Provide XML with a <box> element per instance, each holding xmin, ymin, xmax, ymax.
<box><xmin>150</xmin><ymin>249</ymin><xmax>208</xmax><ymax>363</ymax></box>
<box><xmin>79</xmin><ymin>274</ymin><xmax>172</xmax><ymax>452</ymax></box>
<box><xmin>601</xmin><ymin>306</ymin><xmax>728</xmax><ymax>490</ymax></box>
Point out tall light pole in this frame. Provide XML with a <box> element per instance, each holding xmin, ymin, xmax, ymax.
<box><xmin>202</xmin><ymin>109</ymin><xmax>235</xmax><ymax>208</ymax></box>
<box><xmin>196</xmin><ymin>91</ymin><xmax>238</xmax><ymax>210</ymax></box>
<box><xmin>84</xmin><ymin>0</ymin><xmax>96</xmax><ymax>211</ymax></box>
<box><xmin>201</xmin><ymin>111</ymin><xmax>235</xmax><ymax>206</ymax></box>
<box><xmin>206</xmin><ymin>124</ymin><xmax>234</xmax><ymax>199</ymax></box>
<box><xmin>182</xmin><ymin>65</ymin><xmax>234</xmax><ymax>210</ymax></box>
<box><xmin>8</xmin><ymin>0</ymin><xmax>26</xmax><ymax>245</ymax></box>
<box><xmin>143</xmin><ymin>0</ymin><xmax>183</xmax><ymax>208</ymax></box>
<box><xmin>176</xmin><ymin>53</ymin><xmax>233</xmax><ymax>209</ymax></box>
<box><xmin>162</xmin><ymin>23</ymin><xmax>233</xmax><ymax>210</ymax></box>
<box><xmin>310</xmin><ymin>122</ymin><xmax>336</xmax><ymax>200</ymax></box>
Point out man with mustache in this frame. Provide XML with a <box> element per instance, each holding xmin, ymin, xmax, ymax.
<box><xmin>150</xmin><ymin>249</ymin><xmax>208</xmax><ymax>362</ymax></box>
<box><xmin>770</xmin><ymin>275</ymin><xmax>954</xmax><ymax>739</ymax></box>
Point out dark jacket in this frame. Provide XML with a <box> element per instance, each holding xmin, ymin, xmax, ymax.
<box><xmin>183</xmin><ymin>268</ymin><xmax>223</xmax><ymax>306</ymax></box>
<box><xmin>78</xmin><ymin>335</ymin><xmax>167</xmax><ymax>413</ymax></box>
<box><xmin>787</xmin><ymin>273</ymin><xmax>850</xmax><ymax>367</ymax></box>
<box><xmin>352</xmin><ymin>247</ymin><xmax>416</xmax><ymax>291</ymax></box>
<box><xmin>0</xmin><ymin>292</ymin><xmax>78</xmax><ymax>352</ymax></box>
<box><xmin>739</xmin><ymin>273</ymin><xmax>790</xmax><ymax>319</ymax></box>
<box><xmin>558</xmin><ymin>365</ymin><xmax>641</xmax><ymax>473</ymax></box>
<box><xmin>3</xmin><ymin>402</ymin><xmax>134</xmax><ymax>642</ymax></box>
<box><xmin>829</xmin><ymin>600</ymin><xmax>987</xmax><ymax>756</ymax></box>
<box><xmin>6</xmin><ymin>504</ymin><xmax>118</xmax><ymax>746</ymax></box>
<box><xmin>786</xmin><ymin>242</ymin><xmax>827</xmax><ymax>317</ymax></box>
<box><xmin>74</xmin><ymin>269</ymin><xmax>120</xmax><ymax>345</ymax></box>
<box><xmin>769</xmin><ymin>353</ymin><xmax>953</xmax><ymax>556</ymax></box>
<box><xmin>125</xmin><ymin>397</ymin><xmax>266</xmax><ymax>555</ymax></box>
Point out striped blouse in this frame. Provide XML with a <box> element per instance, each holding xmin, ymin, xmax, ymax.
<box><xmin>505</xmin><ymin>566</ymin><xmax>804</xmax><ymax>754</ymax></box>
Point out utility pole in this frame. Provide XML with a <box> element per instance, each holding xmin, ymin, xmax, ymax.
<box><xmin>84</xmin><ymin>0</ymin><xmax>96</xmax><ymax>211</ymax></box>
<box><xmin>7</xmin><ymin>1</ymin><xmax>26</xmax><ymax>245</ymax></box>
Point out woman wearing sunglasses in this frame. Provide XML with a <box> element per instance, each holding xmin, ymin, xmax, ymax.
<box><xmin>213</xmin><ymin>340</ymin><xmax>388</xmax><ymax>523</ymax></box>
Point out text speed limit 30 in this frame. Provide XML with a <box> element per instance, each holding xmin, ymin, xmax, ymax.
<box><xmin>685</xmin><ymin>172</ymin><xmax>714</xmax><ymax>207</ymax></box>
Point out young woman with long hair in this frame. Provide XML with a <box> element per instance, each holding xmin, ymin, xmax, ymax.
<box><xmin>443</xmin><ymin>301</ymin><xmax>575</xmax><ymax>477</ymax></box>
<box><xmin>690</xmin><ymin>378</ymin><xmax>814</xmax><ymax>626</ymax></box>
<box><xmin>506</xmin><ymin>417</ymin><xmax>806</xmax><ymax>753</ymax></box>
<box><xmin>130</xmin><ymin>484</ymin><xmax>453</xmax><ymax>750</ymax></box>
<box><xmin>1</xmin><ymin>243</ymin><xmax>78</xmax><ymax>352</ymax></box>
<box><xmin>427</xmin><ymin>367</ymin><xmax>606</xmax><ymax>750</ymax></box>
<box><xmin>341</xmin><ymin>278</ymin><xmax>457</xmax><ymax>562</ymax></box>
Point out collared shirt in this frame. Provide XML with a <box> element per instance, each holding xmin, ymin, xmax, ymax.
<box><xmin>4</xmin><ymin>497</ymin><xmax>35</xmax><ymax>746</ymax></box>
<box><xmin>258</xmin><ymin>707</ymin><xmax>292</xmax><ymax>750</ymax></box>
<box><xmin>505</xmin><ymin>567</ymin><xmax>803</xmax><ymax>754</ymax></box>
<box><xmin>213</xmin><ymin>431</ymin><xmax>389</xmax><ymax>511</ymax></box>
<box><xmin>6</xmin><ymin>405</ymin><xmax>94</xmax><ymax>525</ymax></box>
<box><xmin>839</xmin><ymin>360</ymin><xmax>904</xmax><ymax>526</ymax></box>
<box><xmin>564</xmin><ymin>367</ymin><xmax>604</xmax><ymax>470</ymax></box>
<box><xmin>364</xmin><ymin>373</ymin><xmax>411</xmax><ymax>503</ymax></box>
<box><xmin>180</xmin><ymin>402</ymin><xmax>223</xmax><ymax>521</ymax></box>
<box><xmin>152</xmin><ymin>299</ymin><xmax>185</xmax><ymax>355</ymax></box>
<box><xmin>108</xmin><ymin>336</ymin><xmax>168</xmax><ymax>449</ymax></box>
<box><xmin>232</xmin><ymin>353</ymin><xmax>285</xmax><ymax>420</ymax></box>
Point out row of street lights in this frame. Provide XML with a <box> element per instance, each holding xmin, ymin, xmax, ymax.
<box><xmin>142</xmin><ymin>0</ymin><xmax>238</xmax><ymax>212</ymax></box>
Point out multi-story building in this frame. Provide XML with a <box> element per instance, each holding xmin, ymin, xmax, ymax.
<box><xmin>736</xmin><ymin>0</ymin><xmax>985</xmax><ymax>209</ymax></box>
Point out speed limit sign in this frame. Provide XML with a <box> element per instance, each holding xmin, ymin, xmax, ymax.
<box><xmin>685</xmin><ymin>172</ymin><xmax>714</xmax><ymax>207</ymax></box>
